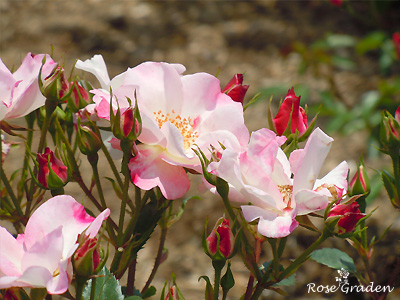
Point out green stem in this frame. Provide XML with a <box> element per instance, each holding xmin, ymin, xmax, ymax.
<box><xmin>90</xmin><ymin>276</ymin><xmax>97</xmax><ymax>300</ymax></box>
<box><xmin>75</xmin><ymin>276</ymin><xmax>87</xmax><ymax>300</ymax></box>
<box><xmin>89</xmin><ymin>153</ymin><xmax>107</xmax><ymax>209</ymax></box>
<box><xmin>250</xmin><ymin>229</ymin><xmax>331</xmax><ymax>300</ymax></box>
<box><xmin>116</xmin><ymin>157</ymin><xmax>131</xmax><ymax>246</ymax></box>
<box><xmin>0</xmin><ymin>166</ymin><xmax>23</xmax><ymax>217</ymax></box>
<box><xmin>19</xmin><ymin>113</ymin><xmax>35</xmax><ymax>198</ymax></box>
<box><xmin>212</xmin><ymin>260</ymin><xmax>225</xmax><ymax>300</ymax></box>
<box><xmin>100</xmin><ymin>136</ymin><xmax>124</xmax><ymax>189</ymax></box>
<box><xmin>142</xmin><ymin>226</ymin><xmax>168</xmax><ymax>294</ymax></box>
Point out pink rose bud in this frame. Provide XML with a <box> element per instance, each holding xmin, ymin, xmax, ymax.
<box><xmin>381</xmin><ymin>110</ymin><xmax>400</xmax><ymax>147</ymax></box>
<box><xmin>393</xmin><ymin>32</ymin><xmax>400</xmax><ymax>60</ymax></box>
<box><xmin>73</xmin><ymin>235</ymin><xmax>100</xmax><ymax>278</ymax></box>
<box><xmin>42</xmin><ymin>66</ymin><xmax>70</xmax><ymax>102</ymax></box>
<box><xmin>395</xmin><ymin>105</ymin><xmax>400</xmax><ymax>124</ymax></box>
<box><xmin>37</xmin><ymin>147</ymin><xmax>68</xmax><ymax>189</ymax></box>
<box><xmin>222</xmin><ymin>74</ymin><xmax>249</xmax><ymax>104</ymax></box>
<box><xmin>273</xmin><ymin>87</ymin><xmax>308</xmax><ymax>136</ymax></box>
<box><xmin>69</xmin><ymin>81</ymin><xmax>91</xmax><ymax>112</ymax></box>
<box><xmin>120</xmin><ymin>107</ymin><xmax>140</xmax><ymax>139</ymax></box>
<box><xmin>327</xmin><ymin>202</ymin><xmax>365</xmax><ymax>234</ymax></box>
<box><xmin>349</xmin><ymin>163</ymin><xmax>370</xmax><ymax>197</ymax></box>
<box><xmin>206</xmin><ymin>218</ymin><xmax>234</xmax><ymax>259</ymax></box>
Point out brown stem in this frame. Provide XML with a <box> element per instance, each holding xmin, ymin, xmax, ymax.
<box><xmin>126</xmin><ymin>256</ymin><xmax>137</xmax><ymax>296</ymax></box>
<box><xmin>141</xmin><ymin>227</ymin><xmax>168</xmax><ymax>294</ymax></box>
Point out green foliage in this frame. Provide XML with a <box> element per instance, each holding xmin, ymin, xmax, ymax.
<box><xmin>309</xmin><ymin>248</ymin><xmax>356</xmax><ymax>273</ymax></box>
<box><xmin>82</xmin><ymin>266</ymin><xmax>124</xmax><ymax>300</ymax></box>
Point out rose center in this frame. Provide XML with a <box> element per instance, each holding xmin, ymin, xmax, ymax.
<box><xmin>153</xmin><ymin>109</ymin><xmax>199</xmax><ymax>149</ymax></box>
<box><xmin>278</xmin><ymin>185</ymin><xmax>293</xmax><ymax>209</ymax></box>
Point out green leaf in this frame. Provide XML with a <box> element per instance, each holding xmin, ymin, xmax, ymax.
<box><xmin>82</xmin><ymin>266</ymin><xmax>124</xmax><ymax>300</ymax></box>
<box><xmin>326</xmin><ymin>34</ymin><xmax>356</xmax><ymax>48</ymax></box>
<box><xmin>124</xmin><ymin>297</ymin><xmax>143</xmax><ymax>300</ymax></box>
<box><xmin>141</xmin><ymin>286</ymin><xmax>156</xmax><ymax>299</ymax></box>
<box><xmin>221</xmin><ymin>262</ymin><xmax>235</xmax><ymax>292</ymax></box>
<box><xmin>310</xmin><ymin>248</ymin><xmax>356</xmax><ymax>273</ymax></box>
<box><xmin>356</xmin><ymin>31</ymin><xmax>386</xmax><ymax>55</ymax></box>
<box><xmin>273</xmin><ymin>273</ymin><xmax>296</xmax><ymax>286</ymax></box>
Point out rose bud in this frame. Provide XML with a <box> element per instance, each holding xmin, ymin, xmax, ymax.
<box><xmin>327</xmin><ymin>202</ymin><xmax>365</xmax><ymax>234</ymax></box>
<box><xmin>349</xmin><ymin>162</ymin><xmax>370</xmax><ymax>197</ymax></box>
<box><xmin>76</xmin><ymin>123</ymin><xmax>102</xmax><ymax>156</ymax></box>
<box><xmin>164</xmin><ymin>285</ymin><xmax>179</xmax><ymax>300</ymax></box>
<box><xmin>42</xmin><ymin>66</ymin><xmax>70</xmax><ymax>102</ymax></box>
<box><xmin>273</xmin><ymin>87</ymin><xmax>308</xmax><ymax>136</ymax></box>
<box><xmin>205</xmin><ymin>218</ymin><xmax>234</xmax><ymax>260</ymax></box>
<box><xmin>222</xmin><ymin>74</ymin><xmax>249</xmax><ymax>104</ymax></box>
<box><xmin>72</xmin><ymin>235</ymin><xmax>100</xmax><ymax>278</ymax></box>
<box><xmin>36</xmin><ymin>147</ymin><xmax>68</xmax><ymax>190</ymax></box>
<box><xmin>68</xmin><ymin>80</ymin><xmax>91</xmax><ymax>112</ymax></box>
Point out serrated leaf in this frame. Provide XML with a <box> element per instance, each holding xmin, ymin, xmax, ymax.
<box><xmin>310</xmin><ymin>248</ymin><xmax>356</xmax><ymax>273</ymax></box>
<box><xmin>82</xmin><ymin>266</ymin><xmax>124</xmax><ymax>300</ymax></box>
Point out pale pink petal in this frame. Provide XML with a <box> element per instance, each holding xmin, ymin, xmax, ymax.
<box><xmin>292</xmin><ymin>128</ymin><xmax>334</xmax><ymax>193</ymax></box>
<box><xmin>315</xmin><ymin>161</ymin><xmax>349</xmax><ymax>192</ymax></box>
<box><xmin>241</xmin><ymin>205</ymin><xmax>298</xmax><ymax>238</ymax></box>
<box><xmin>138</xmin><ymin>109</ymin><xmax>166</xmax><ymax>146</ymax></box>
<box><xmin>124</xmin><ymin>62</ymin><xmax>184</xmax><ymax>114</ymax></box>
<box><xmin>129</xmin><ymin>145</ymin><xmax>190</xmax><ymax>199</ymax></box>
<box><xmin>295</xmin><ymin>188</ymin><xmax>332</xmax><ymax>215</ymax></box>
<box><xmin>197</xmin><ymin>100</ymin><xmax>249</xmax><ymax>148</ymax></box>
<box><xmin>12</xmin><ymin>266</ymin><xmax>53</xmax><ymax>289</ymax></box>
<box><xmin>160</xmin><ymin>121</ymin><xmax>187</xmax><ymax>158</ymax></box>
<box><xmin>270</xmin><ymin>148</ymin><xmax>292</xmax><ymax>185</ymax></box>
<box><xmin>23</xmin><ymin>195</ymin><xmax>106</xmax><ymax>258</ymax></box>
<box><xmin>46</xmin><ymin>262</ymin><xmax>70</xmax><ymax>294</ymax></box>
<box><xmin>180</xmin><ymin>72</ymin><xmax>223</xmax><ymax>115</ymax></box>
<box><xmin>21</xmin><ymin>227</ymin><xmax>64</xmax><ymax>276</ymax></box>
<box><xmin>86</xmin><ymin>208</ymin><xmax>111</xmax><ymax>238</ymax></box>
<box><xmin>75</xmin><ymin>55</ymin><xmax>111</xmax><ymax>89</ymax></box>
<box><xmin>0</xmin><ymin>227</ymin><xmax>24</xmax><ymax>277</ymax></box>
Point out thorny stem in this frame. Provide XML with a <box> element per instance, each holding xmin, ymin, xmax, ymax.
<box><xmin>126</xmin><ymin>256</ymin><xmax>137</xmax><ymax>296</ymax></box>
<box><xmin>250</xmin><ymin>229</ymin><xmax>331</xmax><ymax>300</ymax></box>
<box><xmin>142</xmin><ymin>226</ymin><xmax>168</xmax><ymax>294</ymax></box>
<box><xmin>244</xmin><ymin>238</ymin><xmax>263</xmax><ymax>300</ymax></box>
<box><xmin>212</xmin><ymin>260</ymin><xmax>225</xmax><ymax>300</ymax></box>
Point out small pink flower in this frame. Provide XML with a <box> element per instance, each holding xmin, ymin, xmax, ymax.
<box><xmin>37</xmin><ymin>147</ymin><xmax>68</xmax><ymax>189</ymax></box>
<box><xmin>206</xmin><ymin>218</ymin><xmax>234</xmax><ymax>259</ymax></box>
<box><xmin>393</xmin><ymin>32</ymin><xmax>400</xmax><ymax>60</ymax></box>
<box><xmin>327</xmin><ymin>202</ymin><xmax>365</xmax><ymax>233</ymax></box>
<box><xmin>0</xmin><ymin>195</ymin><xmax>110</xmax><ymax>294</ymax></box>
<box><xmin>0</xmin><ymin>53</ymin><xmax>56</xmax><ymax>120</ymax></box>
<box><xmin>222</xmin><ymin>74</ymin><xmax>249</xmax><ymax>104</ymax></box>
<box><xmin>209</xmin><ymin>128</ymin><xmax>348</xmax><ymax>238</ymax></box>
<box><xmin>273</xmin><ymin>87</ymin><xmax>308</xmax><ymax>136</ymax></box>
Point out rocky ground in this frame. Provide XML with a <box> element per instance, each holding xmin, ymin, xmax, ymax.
<box><xmin>1</xmin><ymin>0</ymin><xmax>400</xmax><ymax>299</ymax></box>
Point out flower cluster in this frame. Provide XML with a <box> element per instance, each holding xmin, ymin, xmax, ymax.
<box><xmin>0</xmin><ymin>52</ymin><xmax>379</xmax><ymax>300</ymax></box>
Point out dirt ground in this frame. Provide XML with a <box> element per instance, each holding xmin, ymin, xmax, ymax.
<box><xmin>1</xmin><ymin>0</ymin><xmax>400</xmax><ymax>299</ymax></box>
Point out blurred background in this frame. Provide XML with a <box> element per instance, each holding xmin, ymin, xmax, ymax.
<box><xmin>1</xmin><ymin>0</ymin><xmax>400</xmax><ymax>299</ymax></box>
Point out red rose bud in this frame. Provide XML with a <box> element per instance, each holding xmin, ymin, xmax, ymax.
<box><xmin>206</xmin><ymin>218</ymin><xmax>234</xmax><ymax>260</ymax></box>
<box><xmin>222</xmin><ymin>74</ymin><xmax>249</xmax><ymax>104</ymax></box>
<box><xmin>349</xmin><ymin>163</ymin><xmax>370</xmax><ymax>197</ymax></box>
<box><xmin>68</xmin><ymin>81</ymin><xmax>91</xmax><ymax>112</ymax></box>
<box><xmin>329</xmin><ymin>0</ymin><xmax>342</xmax><ymax>6</ymax></box>
<box><xmin>77</xmin><ymin>124</ymin><xmax>102</xmax><ymax>156</ymax></box>
<box><xmin>37</xmin><ymin>147</ymin><xmax>68</xmax><ymax>189</ymax></box>
<box><xmin>393</xmin><ymin>32</ymin><xmax>400</xmax><ymax>60</ymax></box>
<box><xmin>395</xmin><ymin>105</ymin><xmax>400</xmax><ymax>124</ymax></box>
<box><xmin>73</xmin><ymin>236</ymin><xmax>100</xmax><ymax>278</ymax></box>
<box><xmin>327</xmin><ymin>202</ymin><xmax>365</xmax><ymax>234</ymax></box>
<box><xmin>273</xmin><ymin>87</ymin><xmax>308</xmax><ymax>136</ymax></box>
<box><xmin>42</xmin><ymin>66</ymin><xmax>70</xmax><ymax>102</ymax></box>
<box><xmin>165</xmin><ymin>286</ymin><xmax>178</xmax><ymax>300</ymax></box>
